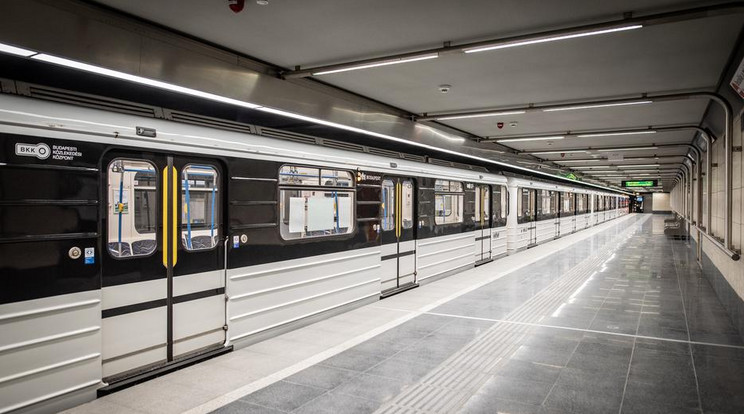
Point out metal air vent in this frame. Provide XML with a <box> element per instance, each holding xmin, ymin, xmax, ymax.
<box><xmin>256</xmin><ymin>127</ymin><xmax>318</xmax><ymax>145</ymax></box>
<box><xmin>166</xmin><ymin>110</ymin><xmax>255</xmax><ymax>134</ymax></box>
<box><xmin>428</xmin><ymin>158</ymin><xmax>453</xmax><ymax>167</ymax></box>
<box><xmin>19</xmin><ymin>82</ymin><xmax>159</xmax><ymax>118</ymax></box>
<box><xmin>320</xmin><ymin>139</ymin><xmax>366</xmax><ymax>153</ymax></box>
<box><xmin>401</xmin><ymin>153</ymin><xmax>426</xmax><ymax>163</ymax></box>
<box><xmin>367</xmin><ymin>147</ymin><xmax>401</xmax><ymax>158</ymax></box>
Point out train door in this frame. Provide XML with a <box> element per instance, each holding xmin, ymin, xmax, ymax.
<box><xmin>528</xmin><ymin>189</ymin><xmax>537</xmax><ymax>246</ymax></box>
<box><xmin>100</xmin><ymin>151</ymin><xmax>226</xmax><ymax>386</ymax></box>
<box><xmin>380</xmin><ymin>177</ymin><xmax>416</xmax><ymax>297</ymax></box>
<box><xmin>474</xmin><ymin>184</ymin><xmax>492</xmax><ymax>265</ymax></box>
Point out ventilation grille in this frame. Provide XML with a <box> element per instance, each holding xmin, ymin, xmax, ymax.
<box><xmin>428</xmin><ymin>158</ymin><xmax>453</xmax><ymax>167</ymax></box>
<box><xmin>256</xmin><ymin>127</ymin><xmax>318</xmax><ymax>145</ymax></box>
<box><xmin>367</xmin><ymin>147</ymin><xmax>401</xmax><ymax>158</ymax></box>
<box><xmin>401</xmin><ymin>153</ymin><xmax>426</xmax><ymax>163</ymax></box>
<box><xmin>321</xmin><ymin>139</ymin><xmax>366</xmax><ymax>153</ymax></box>
<box><xmin>167</xmin><ymin>110</ymin><xmax>255</xmax><ymax>134</ymax></box>
<box><xmin>21</xmin><ymin>83</ymin><xmax>159</xmax><ymax>118</ymax></box>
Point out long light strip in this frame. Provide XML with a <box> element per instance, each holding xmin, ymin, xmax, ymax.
<box><xmin>31</xmin><ymin>54</ymin><xmax>262</xmax><ymax>110</ymax></box>
<box><xmin>0</xmin><ymin>43</ymin><xmax>37</xmax><ymax>57</ymax></box>
<box><xmin>312</xmin><ymin>54</ymin><xmax>439</xmax><ymax>76</ymax></box>
<box><xmin>529</xmin><ymin>150</ymin><xmax>588</xmax><ymax>155</ymax></box>
<box><xmin>556</xmin><ymin>159</ymin><xmax>602</xmax><ymax>163</ymax></box>
<box><xmin>544</xmin><ymin>100</ymin><xmax>652</xmax><ymax>112</ymax></box>
<box><xmin>617</xmin><ymin>164</ymin><xmax>660</xmax><ymax>168</ymax></box>
<box><xmin>577</xmin><ymin>131</ymin><xmax>657</xmax><ymax>138</ymax></box>
<box><xmin>11</xmin><ymin>47</ymin><xmax>630</xmax><ymax>195</ymax></box>
<box><xmin>464</xmin><ymin>25</ymin><xmax>643</xmax><ymax>53</ymax></box>
<box><xmin>597</xmin><ymin>146</ymin><xmax>658</xmax><ymax>152</ymax></box>
<box><xmin>435</xmin><ymin>110</ymin><xmax>526</xmax><ymax>121</ymax></box>
<box><xmin>496</xmin><ymin>136</ymin><xmax>564</xmax><ymax>143</ymax></box>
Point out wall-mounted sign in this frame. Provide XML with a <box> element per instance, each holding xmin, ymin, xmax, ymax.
<box><xmin>622</xmin><ymin>180</ymin><xmax>657</xmax><ymax>188</ymax></box>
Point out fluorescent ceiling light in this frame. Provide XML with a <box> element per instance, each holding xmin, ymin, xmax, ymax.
<box><xmin>496</xmin><ymin>136</ymin><xmax>564</xmax><ymax>142</ymax></box>
<box><xmin>530</xmin><ymin>150</ymin><xmax>587</xmax><ymax>155</ymax></box>
<box><xmin>26</xmin><ymin>52</ymin><xmax>631</xmax><ymax>195</ymax></box>
<box><xmin>618</xmin><ymin>164</ymin><xmax>660</xmax><ymax>168</ymax></box>
<box><xmin>464</xmin><ymin>25</ymin><xmax>643</xmax><ymax>53</ymax></box>
<box><xmin>32</xmin><ymin>54</ymin><xmax>262</xmax><ymax>110</ymax></box>
<box><xmin>556</xmin><ymin>159</ymin><xmax>601</xmax><ymax>163</ymax></box>
<box><xmin>544</xmin><ymin>100</ymin><xmax>652</xmax><ymax>112</ymax></box>
<box><xmin>435</xmin><ymin>110</ymin><xmax>526</xmax><ymax>121</ymax></box>
<box><xmin>572</xmin><ymin>166</ymin><xmax>610</xmax><ymax>169</ymax></box>
<box><xmin>312</xmin><ymin>54</ymin><xmax>439</xmax><ymax>76</ymax></box>
<box><xmin>597</xmin><ymin>146</ymin><xmax>658</xmax><ymax>152</ymax></box>
<box><xmin>0</xmin><ymin>42</ymin><xmax>37</xmax><ymax>57</ymax></box>
<box><xmin>577</xmin><ymin>131</ymin><xmax>657</xmax><ymax>138</ymax></box>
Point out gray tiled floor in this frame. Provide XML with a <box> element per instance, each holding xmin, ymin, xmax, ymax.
<box><xmin>215</xmin><ymin>215</ymin><xmax>744</xmax><ymax>414</ymax></box>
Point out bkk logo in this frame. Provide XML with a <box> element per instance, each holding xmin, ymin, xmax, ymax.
<box><xmin>15</xmin><ymin>143</ymin><xmax>50</xmax><ymax>160</ymax></box>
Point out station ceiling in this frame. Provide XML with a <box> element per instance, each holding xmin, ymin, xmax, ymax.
<box><xmin>16</xmin><ymin>1</ymin><xmax>744</xmax><ymax>191</ymax></box>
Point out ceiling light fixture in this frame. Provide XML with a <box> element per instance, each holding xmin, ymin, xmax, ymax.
<box><xmin>617</xmin><ymin>164</ymin><xmax>660</xmax><ymax>168</ymax></box>
<box><xmin>32</xmin><ymin>54</ymin><xmax>262</xmax><ymax>110</ymax></box>
<box><xmin>496</xmin><ymin>136</ymin><xmax>564</xmax><ymax>143</ymax></box>
<box><xmin>597</xmin><ymin>146</ymin><xmax>658</xmax><ymax>152</ymax></box>
<box><xmin>463</xmin><ymin>25</ymin><xmax>643</xmax><ymax>54</ymax></box>
<box><xmin>543</xmin><ymin>100</ymin><xmax>652</xmax><ymax>112</ymax></box>
<box><xmin>529</xmin><ymin>150</ymin><xmax>587</xmax><ymax>155</ymax></box>
<box><xmin>435</xmin><ymin>110</ymin><xmax>526</xmax><ymax>121</ymax></box>
<box><xmin>0</xmin><ymin>42</ymin><xmax>37</xmax><ymax>57</ymax></box>
<box><xmin>312</xmin><ymin>53</ymin><xmax>439</xmax><ymax>76</ymax></box>
<box><xmin>555</xmin><ymin>159</ymin><xmax>602</xmax><ymax>163</ymax></box>
<box><xmin>577</xmin><ymin>131</ymin><xmax>657</xmax><ymax>138</ymax></box>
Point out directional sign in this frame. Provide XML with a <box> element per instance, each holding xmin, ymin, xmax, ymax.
<box><xmin>622</xmin><ymin>180</ymin><xmax>657</xmax><ymax>188</ymax></box>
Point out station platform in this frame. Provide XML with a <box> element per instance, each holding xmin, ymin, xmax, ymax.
<box><xmin>66</xmin><ymin>214</ymin><xmax>744</xmax><ymax>414</ymax></box>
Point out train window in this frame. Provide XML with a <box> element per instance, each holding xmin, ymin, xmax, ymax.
<box><xmin>182</xmin><ymin>165</ymin><xmax>220</xmax><ymax>251</ymax></box>
<box><xmin>107</xmin><ymin>159</ymin><xmax>158</xmax><ymax>259</ymax></box>
<box><xmin>492</xmin><ymin>185</ymin><xmax>507</xmax><ymax>227</ymax></box>
<box><xmin>434</xmin><ymin>179</ymin><xmax>464</xmax><ymax>225</ymax></box>
<box><xmin>402</xmin><ymin>180</ymin><xmax>414</xmax><ymax>229</ymax></box>
<box><xmin>279</xmin><ymin>165</ymin><xmax>355</xmax><ymax>240</ymax></box>
<box><xmin>279</xmin><ymin>165</ymin><xmax>353</xmax><ymax>187</ymax></box>
<box><xmin>562</xmin><ymin>192</ymin><xmax>575</xmax><ymax>216</ymax></box>
<box><xmin>537</xmin><ymin>190</ymin><xmax>558</xmax><ymax>220</ymax></box>
<box><xmin>381</xmin><ymin>179</ymin><xmax>395</xmax><ymax>231</ymax></box>
<box><xmin>517</xmin><ymin>187</ymin><xmax>535</xmax><ymax>224</ymax></box>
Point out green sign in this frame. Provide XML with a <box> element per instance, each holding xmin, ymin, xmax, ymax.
<box><xmin>622</xmin><ymin>180</ymin><xmax>657</xmax><ymax>188</ymax></box>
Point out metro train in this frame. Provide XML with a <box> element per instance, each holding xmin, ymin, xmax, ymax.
<box><xmin>0</xmin><ymin>92</ymin><xmax>629</xmax><ymax>413</ymax></box>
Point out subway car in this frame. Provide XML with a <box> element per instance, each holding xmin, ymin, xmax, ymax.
<box><xmin>0</xmin><ymin>92</ymin><xmax>629</xmax><ymax>413</ymax></box>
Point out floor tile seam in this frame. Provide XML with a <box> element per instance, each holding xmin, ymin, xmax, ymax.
<box><xmin>539</xmin><ymin>332</ymin><xmax>583</xmax><ymax>410</ymax></box>
<box><xmin>424</xmin><ymin>311</ymin><xmax>744</xmax><ymax>350</ymax></box>
<box><xmin>618</xmin><ymin>286</ymin><xmax>647</xmax><ymax>414</ymax></box>
<box><xmin>670</xmin><ymin>239</ymin><xmax>704</xmax><ymax>414</ymax></box>
<box><xmin>190</xmin><ymin>215</ymin><xmax>644</xmax><ymax>414</ymax></box>
<box><xmin>497</xmin><ymin>227</ymin><xmax>640</xmax><ymax>326</ymax></box>
<box><xmin>234</xmin><ymin>398</ymin><xmax>292</xmax><ymax>413</ymax></box>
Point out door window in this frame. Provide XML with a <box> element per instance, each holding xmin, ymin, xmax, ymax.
<box><xmin>182</xmin><ymin>164</ymin><xmax>220</xmax><ymax>251</ymax></box>
<box><xmin>381</xmin><ymin>179</ymin><xmax>396</xmax><ymax>231</ymax></box>
<box><xmin>401</xmin><ymin>180</ymin><xmax>414</xmax><ymax>229</ymax></box>
<box><xmin>107</xmin><ymin>159</ymin><xmax>158</xmax><ymax>258</ymax></box>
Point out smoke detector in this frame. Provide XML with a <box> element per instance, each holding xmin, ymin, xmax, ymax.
<box><xmin>438</xmin><ymin>84</ymin><xmax>452</xmax><ymax>94</ymax></box>
<box><xmin>257</xmin><ymin>0</ymin><xmax>269</xmax><ymax>5</ymax></box>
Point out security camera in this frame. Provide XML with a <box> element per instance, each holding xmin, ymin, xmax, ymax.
<box><xmin>438</xmin><ymin>84</ymin><xmax>451</xmax><ymax>94</ymax></box>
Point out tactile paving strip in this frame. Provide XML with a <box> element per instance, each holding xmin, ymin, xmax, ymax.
<box><xmin>374</xmin><ymin>215</ymin><xmax>649</xmax><ymax>414</ymax></box>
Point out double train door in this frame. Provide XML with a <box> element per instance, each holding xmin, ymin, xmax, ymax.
<box><xmin>474</xmin><ymin>185</ymin><xmax>492</xmax><ymax>264</ymax></box>
<box><xmin>380</xmin><ymin>177</ymin><xmax>416</xmax><ymax>296</ymax></box>
<box><xmin>100</xmin><ymin>150</ymin><xmax>226</xmax><ymax>384</ymax></box>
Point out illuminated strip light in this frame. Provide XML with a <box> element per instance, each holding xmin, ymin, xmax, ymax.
<box><xmin>31</xmin><ymin>54</ymin><xmax>262</xmax><ymax>110</ymax></box>
<box><xmin>496</xmin><ymin>136</ymin><xmax>564</xmax><ymax>143</ymax></box>
<box><xmin>435</xmin><ymin>110</ymin><xmax>526</xmax><ymax>121</ymax></box>
<box><xmin>617</xmin><ymin>164</ymin><xmax>660</xmax><ymax>168</ymax></box>
<box><xmin>0</xmin><ymin>43</ymin><xmax>37</xmax><ymax>57</ymax></box>
<box><xmin>597</xmin><ymin>146</ymin><xmax>658</xmax><ymax>152</ymax></box>
<box><xmin>464</xmin><ymin>25</ymin><xmax>643</xmax><ymax>53</ymax></box>
<box><xmin>577</xmin><ymin>131</ymin><xmax>657</xmax><ymax>138</ymax></box>
<box><xmin>556</xmin><ymin>159</ymin><xmax>602</xmax><ymax>163</ymax></box>
<box><xmin>529</xmin><ymin>150</ymin><xmax>587</xmax><ymax>155</ymax></box>
<box><xmin>14</xmin><ymin>47</ymin><xmax>630</xmax><ymax>195</ymax></box>
<box><xmin>312</xmin><ymin>54</ymin><xmax>439</xmax><ymax>76</ymax></box>
<box><xmin>544</xmin><ymin>101</ymin><xmax>652</xmax><ymax>112</ymax></box>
